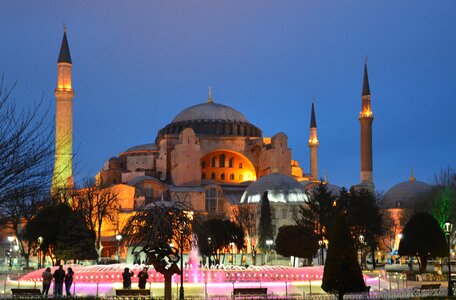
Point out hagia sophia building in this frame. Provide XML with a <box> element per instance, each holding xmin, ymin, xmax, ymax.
<box><xmin>51</xmin><ymin>30</ymin><xmax>432</xmax><ymax>261</ymax></box>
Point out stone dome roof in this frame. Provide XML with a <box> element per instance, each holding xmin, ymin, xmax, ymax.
<box><xmin>172</xmin><ymin>102</ymin><xmax>249</xmax><ymax>123</ymax></box>
<box><xmin>157</xmin><ymin>100</ymin><xmax>262</xmax><ymax>140</ymax></box>
<box><xmin>381</xmin><ymin>178</ymin><xmax>433</xmax><ymax>209</ymax></box>
<box><xmin>240</xmin><ymin>173</ymin><xmax>309</xmax><ymax>204</ymax></box>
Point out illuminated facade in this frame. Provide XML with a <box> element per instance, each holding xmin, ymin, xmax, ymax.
<box><xmin>52</xmin><ymin>29</ymin><xmax>74</xmax><ymax>191</ymax></box>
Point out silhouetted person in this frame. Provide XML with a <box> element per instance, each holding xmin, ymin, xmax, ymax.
<box><xmin>53</xmin><ymin>265</ymin><xmax>65</xmax><ymax>296</ymax></box>
<box><xmin>65</xmin><ymin>267</ymin><xmax>74</xmax><ymax>296</ymax></box>
<box><xmin>138</xmin><ymin>267</ymin><xmax>149</xmax><ymax>289</ymax></box>
<box><xmin>122</xmin><ymin>267</ymin><xmax>134</xmax><ymax>289</ymax></box>
<box><xmin>42</xmin><ymin>267</ymin><xmax>52</xmax><ymax>297</ymax></box>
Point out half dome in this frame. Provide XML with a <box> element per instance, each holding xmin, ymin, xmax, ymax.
<box><xmin>240</xmin><ymin>173</ymin><xmax>309</xmax><ymax>204</ymax></box>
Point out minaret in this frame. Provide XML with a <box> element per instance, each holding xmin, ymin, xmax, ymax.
<box><xmin>358</xmin><ymin>61</ymin><xmax>374</xmax><ymax>189</ymax></box>
<box><xmin>52</xmin><ymin>28</ymin><xmax>74</xmax><ymax>192</ymax></box>
<box><xmin>308</xmin><ymin>98</ymin><xmax>319</xmax><ymax>180</ymax></box>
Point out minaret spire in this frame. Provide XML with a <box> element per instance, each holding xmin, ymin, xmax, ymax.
<box><xmin>359</xmin><ymin>60</ymin><xmax>374</xmax><ymax>190</ymax></box>
<box><xmin>308</xmin><ymin>98</ymin><xmax>319</xmax><ymax>180</ymax></box>
<box><xmin>207</xmin><ymin>86</ymin><xmax>213</xmax><ymax>103</ymax></box>
<box><xmin>52</xmin><ymin>29</ymin><xmax>74</xmax><ymax>194</ymax></box>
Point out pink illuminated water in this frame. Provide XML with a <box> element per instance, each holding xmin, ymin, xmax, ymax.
<box><xmin>18</xmin><ymin>264</ymin><xmax>373</xmax><ymax>296</ymax></box>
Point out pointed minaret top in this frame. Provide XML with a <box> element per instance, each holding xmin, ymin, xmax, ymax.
<box><xmin>58</xmin><ymin>28</ymin><xmax>72</xmax><ymax>64</ymax></box>
<box><xmin>207</xmin><ymin>86</ymin><xmax>213</xmax><ymax>103</ymax></box>
<box><xmin>409</xmin><ymin>167</ymin><xmax>416</xmax><ymax>182</ymax></box>
<box><xmin>362</xmin><ymin>60</ymin><xmax>370</xmax><ymax>96</ymax></box>
<box><xmin>310</xmin><ymin>97</ymin><xmax>317</xmax><ymax>128</ymax></box>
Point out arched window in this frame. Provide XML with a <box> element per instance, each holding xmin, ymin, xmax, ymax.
<box><xmin>229</xmin><ymin>158</ymin><xmax>234</xmax><ymax>168</ymax></box>
<box><xmin>211</xmin><ymin>172</ymin><xmax>216</xmax><ymax>180</ymax></box>
<box><xmin>220</xmin><ymin>173</ymin><xmax>225</xmax><ymax>180</ymax></box>
<box><xmin>201</xmin><ymin>161</ymin><xmax>206</xmax><ymax>168</ymax></box>
<box><xmin>202</xmin><ymin>173</ymin><xmax>206</xmax><ymax>180</ymax></box>
<box><xmin>219</xmin><ymin>154</ymin><xmax>226</xmax><ymax>167</ymax></box>
<box><xmin>239</xmin><ymin>174</ymin><xmax>243</xmax><ymax>181</ymax></box>
<box><xmin>230</xmin><ymin>174</ymin><xmax>234</xmax><ymax>181</ymax></box>
<box><xmin>239</xmin><ymin>162</ymin><xmax>243</xmax><ymax>169</ymax></box>
<box><xmin>211</xmin><ymin>157</ymin><xmax>217</xmax><ymax>167</ymax></box>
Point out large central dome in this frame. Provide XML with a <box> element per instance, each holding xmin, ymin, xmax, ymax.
<box><xmin>172</xmin><ymin>102</ymin><xmax>249</xmax><ymax>123</ymax></box>
<box><xmin>157</xmin><ymin>99</ymin><xmax>262</xmax><ymax>140</ymax></box>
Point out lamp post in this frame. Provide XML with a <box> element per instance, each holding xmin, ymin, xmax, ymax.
<box><xmin>359</xmin><ymin>235</ymin><xmax>365</xmax><ymax>269</ymax></box>
<box><xmin>266</xmin><ymin>240</ymin><xmax>273</xmax><ymax>265</ymax></box>
<box><xmin>445</xmin><ymin>222</ymin><xmax>453</xmax><ymax>296</ymax></box>
<box><xmin>115</xmin><ymin>234</ymin><xmax>122</xmax><ymax>262</ymax></box>
<box><xmin>37</xmin><ymin>237</ymin><xmax>43</xmax><ymax>269</ymax></box>
<box><xmin>7</xmin><ymin>236</ymin><xmax>14</xmax><ymax>269</ymax></box>
<box><xmin>230</xmin><ymin>242</ymin><xmax>235</xmax><ymax>265</ymax></box>
<box><xmin>207</xmin><ymin>237</ymin><xmax>212</xmax><ymax>268</ymax></box>
<box><xmin>179</xmin><ymin>222</ymin><xmax>186</xmax><ymax>300</ymax></box>
<box><xmin>318</xmin><ymin>240</ymin><xmax>324</xmax><ymax>265</ymax></box>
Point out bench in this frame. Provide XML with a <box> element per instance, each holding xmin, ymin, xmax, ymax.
<box><xmin>11</xmin><ymin>288</ymin><xmax>42</xmax><ymax>298</ymax></box>
<box><xmin>115</xmin><ymin>289</ymin><xmax>150</xmax><ymax>298</ymax></box>
<box><xmin>412</xmin><ymin>284</ymin><xmax>441</xmax><ymax>296</ymax></box>
<box><xmin>233</xmin><ymin>288</ymin><xmax>267</xmax><ymax>298</ymax></box>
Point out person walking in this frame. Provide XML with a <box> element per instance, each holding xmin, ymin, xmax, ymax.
<box><xmin>65</xmin><ymin>267</ymin><xmax>74</xmax><ymax>297</ymax></box>
<box><xmin>41</xmin><ymin>267</ymin><xmax>52</xmax><ymax>297</ymax></box>
<box><xmin>137</xmin><ymin>267</ymin><xmax>149</xmax><ymax>289</ymax></box>
<box><xmin>53</xmin><ymin>265</ymin><xmax>65</xmax><ymax>296</ymax></box>
<box><xmin>122</xmin><ymin>267</ymin><xmax>134</xmax><ymax>289</ymax></box>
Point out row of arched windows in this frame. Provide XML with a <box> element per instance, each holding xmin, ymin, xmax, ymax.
<box><xmin>201</xmin><ymin>155</ymin><xmax>242</xmax><ymax>169</ymax></box>
<box><xmin>202</xmin><ymin>172</ymin><xmax>244</xmax><ymax>181</ymax></box>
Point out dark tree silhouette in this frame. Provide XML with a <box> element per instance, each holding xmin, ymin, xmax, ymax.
<box><xmin>275</xmin><ymin>225</ymin><xmax>318</xmax><ymax>263</ymax></box>
<box><xmin>322</xmin><ymin>215</ymin><xmax>366</xmax><ymax>300</ymax></box>
<box><xmin>194</xmin><ymin>218</ymin><xmax>245</xmax><ymax>265</ymax></box>
<box><xmin>258</xmin><ymin>191</ymin><xmax>273</xmax><ymax>251</ymax></box>
<box><xmin>24</xmin><ymin>202</ymin><xmax>97</xmax><ymax>265</ymax></box>
<box><xmin>399</xmin><ymin>212</ymin><xmax>447</xmax><ymax>272</ymax></box>
<box><xmin>121</xmin><ymin>201</ymin><xmax>193</xmax><ymax>300</ymax></box>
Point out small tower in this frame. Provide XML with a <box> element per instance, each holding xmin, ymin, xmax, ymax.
<box><xmin>359</xmin><ymin>62</ymin><xmax>374</xmax><ymax>190</ymax></box>
<box><xmin>308</xmin><ymin>99</ymin><xmax>319</xmax><ymax>180</ymax></box>
<box><xmin>52</xmin><ymin>28</ymin><xmax>74</xmax><ymax>192</ymax></box>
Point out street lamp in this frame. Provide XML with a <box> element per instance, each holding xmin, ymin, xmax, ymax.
<box><xmin>359</xmin><ymin>235</ymin><xmax>365</xmax><ymax>269</ymax></box>
<box><xmin>445</xmin><ymin>222</ymin><xmax>453</xmax><ymax>296</ymax></box>
<box><xmin>318</xmin><ymin>240</ymin><xmax>324</xmax><ymax>265</ymax></box>
<box><xmin>266</xmin><ymin>240</ymin><xmax>273</xmax><ymax>265</ymax></box>
<box><xmin>7</xmin><ymin>236</ymin><xmax>14</xmax><ymax>269</ymax></box>
<box><xmin>207</xmin><ymin>237</ymin><xmax>212</xmax><ymax>268</ymax></box>
<box><xmin>178</xmin><ymin>222</ymin><xmax>187</xmax><ymax>300</ymax></box>
<box><xmin>115</xmin><ymin>234</ymin><xmax>122</xmax><ymax>262</ymax></box>
<box><xmin>230</xmin><ymin>242</ymin><xmax>235</xmax><ymax>265</ymax></box>
<box><xmin>37</xmin><ymin>237</ymin><xmax>43</xmax><ymax>269</ymax></box>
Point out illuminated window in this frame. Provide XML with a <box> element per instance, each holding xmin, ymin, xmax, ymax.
<box><xmin>211</xmin><ymin>157</ymin><xmax>216</xmax><ymax>167</ymax></box>
<box><xmin>239</xmin><ymin>162</ymin><xmax>243</xmax><ymax>169</ymax></box>
<box><xmin>229</xmin><ymin>158</ymin><xmax>234</xmax><ymax>168</ymax></box>
<box><xmin>211</xmin><ymin>172</ymin><xmax>215</xmax><ymax>180</ymax></box>
<box><xmin>219</xmin><ymin>154</ymin><xmax>226</xmax><ymax>167</ymax></box>
<box><xmin>220</xmin><ymin>173</ymin><xmax>225</xmax><ymax>180</ymax></box>
<box><xmin>230</xmin><ymin>174</ymin><xmax>234</xmax><ymax>180</ymax></box>
<box><xmin>239</xmin><ymin>174</ymin><xmax>243</xmax><ymax>181</ymax></box>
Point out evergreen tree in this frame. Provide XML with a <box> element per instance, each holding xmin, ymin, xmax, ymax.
<box><xmin>258</xmin><ymin>191</ymin><xmax>273</xmax><ymax>251</ymax></box>
<box><xmin>322</xmin><ymin>215</ymin><xmax>366</xmax><ymax>300</ymax></box>
<box><xmin>275</xmin><ymin>225</ymin><xmax>318</xmax><ymax>262</ymax></box>
<box><xmin>399</xmin><ymin>212</ymin><xmax>447</xmax><ymax>272</ymax></box>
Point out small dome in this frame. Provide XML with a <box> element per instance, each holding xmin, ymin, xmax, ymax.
<box><xmin>240</xmin><ymin>173</ymin><xmax>309</xmax><ymax>204</ymax></box>
<box><xmin>300</xmin><ymin>181</ymin><xmax>341</xmax><ymax>196</ymax></box>
<box><xmin>172</xmin><ymin>102</ymin><xmax>249</xmax><ymax>123</ymax></box>
<box><xmin>125</xmin><ymin>143</ymin><xmax>157</xmax><ymax>152</ymax></box>
<box><xmin>381</xmin><ymin>179</ymin><xmax>433</xmax><ymax>209</ymax></box>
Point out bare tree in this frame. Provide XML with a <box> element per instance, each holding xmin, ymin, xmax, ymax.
<box><xmin>73</xmin><ymin>178</ymin><xmax>119</xmax><ymax>259</ymax></box>
<box><xmin>230</xmin><ymin>204</ymin><xmax>257</xmax><ymax>263</ymax></box>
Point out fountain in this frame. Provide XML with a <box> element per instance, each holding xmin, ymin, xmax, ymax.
<box><xmin>17</xmin><ymin>263</ymin><xmax>338</xmax><ymax>296</ymax></box>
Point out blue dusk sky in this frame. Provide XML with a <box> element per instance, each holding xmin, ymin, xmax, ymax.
<box><xmin>1</xmin><ymin>1</ymin><xmax>455</xmax><ymax>193</ymax></box>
